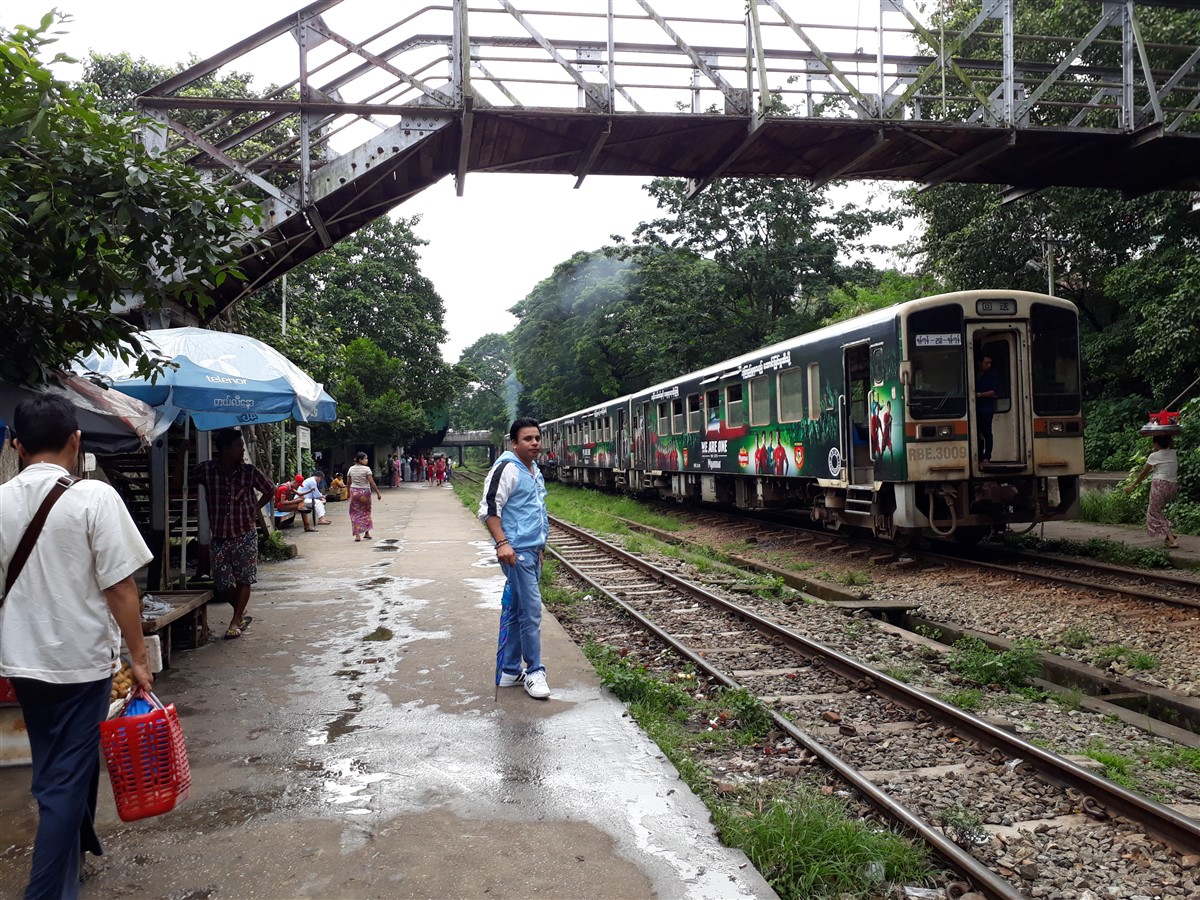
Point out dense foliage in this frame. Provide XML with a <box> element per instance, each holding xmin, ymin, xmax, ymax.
<box><xmin>0</xmin><ymin>15</ymin><xmax>258</xmax><ymax>384</ymax></box>
<box><xmin>80</xmin><ymin>48</ymin><xmax>464</xmax><ymax>450</ymax></box>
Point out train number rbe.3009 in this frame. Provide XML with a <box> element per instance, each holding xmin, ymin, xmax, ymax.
<box><xmin>907</xmin><ymin>442</ymin><xmax>968</xmax><ymax>462</ymax></box>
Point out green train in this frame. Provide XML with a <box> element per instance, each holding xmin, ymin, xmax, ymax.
<box><xmin>539</xmin><ymin>290</ymin><xmax>1084</xmax><ymax>545</ymax></box>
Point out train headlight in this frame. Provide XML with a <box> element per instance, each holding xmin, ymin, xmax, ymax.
<box><xmin>1049</xmin><ymin>421</ymin><xmax>1065</xmax><ymax>434</ymax></box>
<box><xmin>937</xmin><ymin>425</ymin><xmax>954</xmax><ymax>437</ymax></box>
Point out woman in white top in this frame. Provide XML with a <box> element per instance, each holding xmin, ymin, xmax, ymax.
<box><xmin>347</xmin><ymin>452</ymin><xmax>383</xmax><ymax>542</ymax></box>
<box><xmin>1124</xmin><ymin>434</ymin><xmax>1179</xmax><ymax>549</ymax></box>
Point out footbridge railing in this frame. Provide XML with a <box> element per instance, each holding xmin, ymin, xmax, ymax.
<box><xmin>137</xmin><ymin>0</ymin><xmax>1200</xmax><ymax>314</ymax></box>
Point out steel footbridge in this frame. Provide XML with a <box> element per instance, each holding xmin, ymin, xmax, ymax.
<box><xmin>136</xmin><ymin>0</ymin><xmax>1200</xmax><ymax>317</ymax></box>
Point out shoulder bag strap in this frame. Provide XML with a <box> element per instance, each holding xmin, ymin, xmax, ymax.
<box><xmin>3</xmin><ymin>475</ymin><xmax>79</xmax><ymax>601</ymax></box>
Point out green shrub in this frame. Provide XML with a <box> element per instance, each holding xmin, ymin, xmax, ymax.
<box><xmin>257</xmin><ymin>529</ymin><xmax>294</xmax><ymax>561</ymax></box>
<box><xmin>947</xmin><ymin>635</ymin><xmax>1041</xmax><ymax>690</ymax></box>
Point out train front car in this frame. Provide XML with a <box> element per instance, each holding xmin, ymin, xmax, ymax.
<box><xmin>895</xmin><ymin>290</ymin><xmax>1083</xmax><ymax>544</ymax></box>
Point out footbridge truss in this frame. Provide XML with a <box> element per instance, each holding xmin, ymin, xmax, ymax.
<box><xmin>138</xmin><ymin>0</ymin><xmax>1200</xmax><ymax>316</ymax></box>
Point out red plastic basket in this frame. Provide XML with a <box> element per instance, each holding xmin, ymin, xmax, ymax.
<box><xmin>99</xmin><ymin>690</ymin><xmax>191</xmax><ymax>822</ymax></box>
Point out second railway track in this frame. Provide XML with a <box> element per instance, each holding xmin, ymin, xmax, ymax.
<box><xmin>546</xmin><ymin>515</ymin><xmax>1200</xmax><ymax>900</ymax></box>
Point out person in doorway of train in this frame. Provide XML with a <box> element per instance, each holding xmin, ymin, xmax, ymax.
<box><xmin>1124</xmin><ymin>434</ymin><xmax>1180</xmax><ymax>549</ymax></box>
<box><xmin>975</xmin><ymin>354</ymin><xmax>999</xmax><ymax>464</ymax></box>
<box><xmin>479</xmin><ymin>417</ymin><xmax>551</xmax><ymax>700</ymax></box>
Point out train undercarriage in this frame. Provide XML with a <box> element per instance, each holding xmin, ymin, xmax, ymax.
<box><xmin>554</xmin><ymin>465</ymin><xmax>1081</xmax><ymax>545</ymax></box>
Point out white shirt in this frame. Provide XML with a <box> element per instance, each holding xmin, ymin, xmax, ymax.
<box><xmin>347</xmin><ymin>464</ymin><xmax>373</xmax><ymax>489</ymax></box>
<box><xmin>0</xmin><ymin>462</ymin><xmax>153</xmax><ymax>683</ymax></box>
<box><xmin>297</xmin><ymin>475</ymin><xmax>323</xmax><ymax>503</ymax></box>
<box><xmin>1146</xmin><ymin>448</ymin><xmax>1178</xmax><ymax>482</ymax></box>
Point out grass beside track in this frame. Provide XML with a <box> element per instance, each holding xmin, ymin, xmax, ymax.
<box><xmin>450</xmin><ymin>474</ymin><xmax>939</xmax><ymax>898</ymax></box>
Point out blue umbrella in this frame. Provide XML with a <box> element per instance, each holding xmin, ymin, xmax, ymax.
<box><xmin>109</xmin><ymin>356</ymin><xmax>300</xmax><ymax>429</ymax></box>
<box><xmin>73</xmin><ymin>328</ymin><xmax>337</xmax><ymax>431</ymax></box>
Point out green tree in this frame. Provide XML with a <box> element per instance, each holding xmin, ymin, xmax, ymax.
<box><xmin>823</xmin><ymin>270</ymin><xmax>945</xmax><ymax>324</ymax></box>
<box><xmin>451</xmin><ymin>333</ymin><xmax>514</xmax><ymax>434</ymax></box>
<box><xmin>508</xmin><ymin>250</ymin><xmax>642</xmax><ymax>418</ymax></box>
<box><xmin>615</xmin><ymin>177</ymin><xmax>888</xmax><ymax>360</ymax></box>
<box><xmin>0</xmin><ymin>15</ymin><xmax>259</xmax><ymax>383</ymax></box>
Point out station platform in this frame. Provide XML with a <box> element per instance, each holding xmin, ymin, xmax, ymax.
<box><xmin>0</xmin><ymin>481</ymin><xmax>776</xmax><ymax>900</ymax></box>
<box><xmin>1035</xmin><ymin>518</ymin><xmax>1200</xmax><ymax>567</ymax></box>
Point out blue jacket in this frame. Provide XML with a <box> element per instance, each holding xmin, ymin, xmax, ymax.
<box><xmin>478</xmin><ymin>451</ymin><xmax>548</xmax><ymax>550</ymax></box>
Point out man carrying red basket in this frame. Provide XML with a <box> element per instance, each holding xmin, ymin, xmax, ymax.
<box><xmin>0</xmin><ymin>394</ymin><xmax>155</xmax><ymax>900</ymax></box>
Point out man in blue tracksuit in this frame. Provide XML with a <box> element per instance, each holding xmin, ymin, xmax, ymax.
<box><xmin>479</xmin><ymin>418</ymin><xmax>551</xmax><ymax>699</ymax></box>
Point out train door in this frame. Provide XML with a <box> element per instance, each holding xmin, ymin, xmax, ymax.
<box><xmin>842</xmin><ymin>342</ymin><xmax>872</xmax><ymax>485</ymax></box>
<box><xmin>968</xmin><ymin>327</ymin><xmax>1028</xmax><ymax>470</ymax></box>
<box><xmin>616</xmin><ymin>408</ymin><xmax>628</xmax><ymax>468</ymax></box>
<box><xmin>634</xmin><ymin>401</ymin><xmax>650</xmax><ymax>470</ymax></box>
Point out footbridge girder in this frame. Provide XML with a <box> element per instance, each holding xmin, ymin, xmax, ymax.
<box><xmin>136</xmin><ymin>0</ymin><xmax>1200</xmax><ymax>319</ymax></box>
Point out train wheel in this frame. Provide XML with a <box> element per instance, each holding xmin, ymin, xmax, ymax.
<box><xmin>892</xmin><ymin>528</ymin><xmax>918</xmax><ymax>551</ymax></box>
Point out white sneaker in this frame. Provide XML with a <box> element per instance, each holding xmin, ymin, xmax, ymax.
<box><xmin>523</xmin><ymin>669</ymin><xmax>550</xmax><ymax>700</ymax></box>
<box><xmin>498</xmin><ymin>670</ymin><xmax>525</xmax><ymax>688</ymax></box>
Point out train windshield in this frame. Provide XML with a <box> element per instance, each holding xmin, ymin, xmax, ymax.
<box><xmin>1030</xmin><ymin>303</ymin><xmax>1081</xmax><ymax>415</ymax></box>
<box><xmin>906</xmin><ymin>304</ymin><xmax>966</xmax><ymax>418</ymax></box>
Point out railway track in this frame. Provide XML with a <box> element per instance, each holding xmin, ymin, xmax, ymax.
<box><xmin>924</xmin><ymin>543</ymin><xmax>1200</xmax><ymax>611</ymax></box>
<box><xmin>672</xmin><ymin>503</ymin><xmax>1200</xmax><ymax>611</ymax></box>
<box><xmin>608</xmin><ymin>506</ymin><xmax>1200</xmax><ymax>739</ymax></box>
<box><xmin>546</xmin><ymin>516</ymin><xmax>1200</xmax><ymax>899</ymax></box>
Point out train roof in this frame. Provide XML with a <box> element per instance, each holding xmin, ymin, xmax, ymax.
<box><xmin>539</xmin><ymin>290</ymin><xmax>1077</xmax><ymax>428</ymax></box>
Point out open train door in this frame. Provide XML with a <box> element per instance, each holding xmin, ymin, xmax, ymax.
<box><xmin>841</xmin><ymin>342</ymin><xmax>873</xmax><ymax>486</ymax></box>
<box><xmin>968</xmin><ymin>327</ymin><xmax>1029</xmax><ymax>472</ymax></box>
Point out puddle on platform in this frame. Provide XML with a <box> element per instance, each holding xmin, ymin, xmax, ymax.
<box><xmin>321</xmin><ymin>756</ymin><xmax>392</xmax><ymax>813</ymax></box>
<box><xmin>308</xmin><ymin>692</ymin><xmax>367</xmax><ymax>745</ymax></box>
<box><xmin>373</xmin><ymin>545</ymin><xmax>400</xmax><ymax>552</ymax></box>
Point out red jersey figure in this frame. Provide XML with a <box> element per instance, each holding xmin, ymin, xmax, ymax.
<box><xmin>773</xmin><ymin>430</ymin><xmax>788</xmax><ymax>476</ymax></box>
<box><xmin>881</xmin><ymin>401</ymin><xmax>894</xmax><ymax>460</ymax></box>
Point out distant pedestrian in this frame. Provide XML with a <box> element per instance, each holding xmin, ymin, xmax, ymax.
<box><xmin>1125</xmin><ymin>434</ymin><xmax>1180</xmax><ymax>549</ymax></box>
<box><xmin>296</xmin><ymin>470</ymin><xmax>331</xmax><ymax>526</ymax></box>
<box><xmin>1</xmin><ymin>394</ymin><xmax>155</xmax><ymax>899</ymax></box>
<box><xmin>435</xmin><ymin>456</ymin><xmax>446</xmax><ymax>484</ymax></box>
<box><xmin>347</xmin><ymin>452</ymin><xmax>383</xmax><ymax>542</ymax></box>
<box><xmin>191</xmin><ymin>428</ymin><xmax>275</xmax><ymax>639</ymax></box>
<box><xmin>392</xmin><ymin>455</ymin><xmax>402</xmax><ymax>488</ymax></box>
<box><xmin>479</xmin><ymin>418</ymin><xmax>551</xmax><ymax>700</ymax></box>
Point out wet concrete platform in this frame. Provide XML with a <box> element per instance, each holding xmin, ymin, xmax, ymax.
<box><xmin>0</xmin><ymin>481</ymin><xmax>776</xmax><ymax>900</ymax></box>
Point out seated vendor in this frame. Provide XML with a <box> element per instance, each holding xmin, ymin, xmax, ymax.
<box><xmin>273</xmin><ymin>477</ymin><xmax>313</xmax><ymax>530</ymax></box>
<box><xmin>328</xmin><ymin>472</ymin><xmax>348</xmax><ymax>501</ymax></box>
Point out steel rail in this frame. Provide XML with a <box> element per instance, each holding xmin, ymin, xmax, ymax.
<box><xmin>546</xmin><ymin>521</ymin><xmax>1023</xmax><ymax>900</ymax></box>
<box><xmin>548</xmin><ymin>515</ymin><xmax>1200</xmax><ymax>859</ymax></box>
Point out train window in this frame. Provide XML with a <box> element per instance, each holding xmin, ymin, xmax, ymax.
<box><xmin>1030</xmin><ymin>303</ymin><xmax>1081</xmax><ymax>415</ymax></box>
<box><xmin>778</xmin><ymin>367</ymin><xmax>804</xmax><ymax>422</ymax></box>
<box><xmin>807</xmin><ymin>363</ymin><xmax>821</xmax><ymax>421</ymax></box>
<box><xmin>725</xmin><ymin>384</ymin><xmax>744</xmax><ymax>428</ymax></box>
<box><xmin>672</xmin><ymin>398</ymin><xmax>685</xmax><ymax>435</ymax></box>
<box><xmin>907</xmin><ymin>304</ymin><xmax>966</xmax><ymax>419</ymax></box>
<box><xmin>606</xmin><ymin>416</ymin><xmax>613</xmax><ymax>441</ymax></box>
<box><xmin>705</xmin><ymin>389</ymin><xmax>720</xmax><ymax>432</ymax></box>
<box><xmin>687</xmin><ymin>394</ymin><xmax>703</xmax><ymax>433</ymax></box>
<box><xmin>870</xmin><ymin>345</ymin><xmax>885</xmax><ymax>386</ymax></box>
<box><xmin>749</xmin><ymin>376</ymin><xmax>770</xmax><ymax>426</ymax></box>
<box><xmin>658</xmin><ymin>402</ymin><xmax>671</xmax><ymax>435</ymax></box>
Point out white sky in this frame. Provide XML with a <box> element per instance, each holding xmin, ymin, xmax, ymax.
<box><xmin>5</xmin><ymin>1</ymin><xmax>903</xmax><ymax>361</ymax></box>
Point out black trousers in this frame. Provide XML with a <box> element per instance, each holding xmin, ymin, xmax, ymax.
<box><xmin>978</xmin><ymin>411</ymin><xmax>995</xmax><ymax>461</ymax></box>
<box><xmin>12</xmin><ymin>676</ymin><xmax>111</xmax><ymax>900</ymax></box>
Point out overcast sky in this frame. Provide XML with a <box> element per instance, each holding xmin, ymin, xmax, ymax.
<box><xmin>5</xmin><ymin>1</ymin><xmax>902</xmax><ymax>361</ymax></box>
